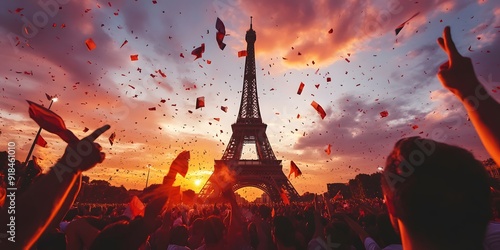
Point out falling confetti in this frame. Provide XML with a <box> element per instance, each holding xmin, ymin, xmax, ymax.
<box><xmin>311</xmin><ymin>101</ymin><xmax>326</xmax><ymax>119</ymax></box>
<box><xmin>108</xmin><ymin>132</ymin><xmax>116</xmax><ymax>146</ymax></box>
<box><xmin>380</xmin><ymin>111</ymin><xmax>389</xmax><ymax>118</ymax></box>
<box><xmin>85</xmin><ymin>38</ymin><xmax>96</xmax><ymax>51</ymax></box>
<box><xmin>297</xmin><ymin>82</ymin><xmax>305</xmax><ymax>95</ymax></box>
<box><xmin>130</xmin><ymin>54</ymin><xmax>139</xmax><ymax>61</ymax></box>
<box><xmin>196</xmin><ymin>96</ymin><xmax>205</xmax><ymax>109</ymax></box>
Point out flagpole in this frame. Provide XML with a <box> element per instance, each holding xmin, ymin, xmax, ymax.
<box><xmin>24</xmin><ymin>97</ymin><xmax>57</xmax><ymax>165</ymax></box>
<box><xmin>145</xmin><ymin>164</ymin><xmax>151</xmax><ymax>189</ymax></box>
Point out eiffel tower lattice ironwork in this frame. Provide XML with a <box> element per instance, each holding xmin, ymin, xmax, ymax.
<box><xmin>198</xmin><ymin>17</ymin><xmax>300</xmax><ymax>203</ymax></box>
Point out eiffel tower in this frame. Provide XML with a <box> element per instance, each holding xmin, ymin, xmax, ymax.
<box><xmin>198</xmin><ymin>17</ymin><xmax>300</xmax><ymax>203</ymax></box>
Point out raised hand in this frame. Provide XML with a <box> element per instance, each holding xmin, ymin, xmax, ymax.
<box><xmin>58</xmin><ymin>125</ymin><xmax>110</xmax><ymax>174</ymax></box>
<box><xmin>437</xmin><ymin>26</ymin><xmax>480</xmax><ymax>99</ymax></box>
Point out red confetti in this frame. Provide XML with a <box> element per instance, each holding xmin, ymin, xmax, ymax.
<box><xmin>130</xmin><ymin>54</ymin><xmax>139</xmax><ymax>61</ymax></box>
<box><xmin>191</xmin><ymin>43</ymin><xmax>205</xmax><ymax>60</ymax></box>
<box><xmin>311</xmin><ymin>101</ymin><xmax>326</xmax><ymax>119</ymax></box>
<box><xmin>215</xmin><ymin>17</ymin><xmax>226</xmax><ymax>50</ymax></box>
<box><xmin>85</xmin><ymin>38</ymin><xmax>96</xmax><ymax>51</ymax></box>
<box><xmin>221</xmin><ymin>106</ymin><xmax>228</xmax><ymax>112</ymax></box>
<box><xmin>297</xmin><ymin>82</ymin><xmax>305</xmax><ymax>95</ymax></box>
<box><xmin>196</xmin><ymin>96</ymin><xmax>205</xmax><ymax>109</ymax></box>
<box><xmin>380</xmin><ymin>111</ymin><xmax>389</xmax><ymax>118</ymax></box>
<box><xmin>345</xmin><ymin>58</ymin><xmax>350</xmax><ymax>63</ymax></box>
<box><xmin>412</xmin><ymin>125</ymin><xmax>419</xmax><ymax>130</ymax></box>
<box><xmin>180</xmin><ymin>53</ymin><xmax>184</xmax><ymax>58</ymax></box>
<box><xmin>238</xmin><ymin>50</ymin><xmax>247</xmax><ymax>57</ymax></box>
<box><xmin>83</xmin><ymin>127</ymin><xmax>89</xmax><ymax>133</ymax></box>
<box><xmin>158</xmin><ymin>69</ymin><xmax>166</xmax><ymax>78</ymax></box>
<box><xmin>149</xmin><ymin>107</ymin><xmax>156</xmax><ymax>111</ymax></box>
<box><xmin>326</xmin><ymin>77</ymin><xmax>331</xmax><ymax>82</ymax></box>
<box><xmin>328</xmin><ymin>28</ymin><xmax>333</xmax><ymax>34</ymax></box>
<box><xmin>325</xmin><ymin>144</ymin><xmax>332</xmax><ymax>155</ymax></box>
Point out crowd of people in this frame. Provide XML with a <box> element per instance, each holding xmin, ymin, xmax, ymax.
<box><xmin>1</xmin><ymin>26</ymin><xmax>500</xmax><ymax>249</ymax></box>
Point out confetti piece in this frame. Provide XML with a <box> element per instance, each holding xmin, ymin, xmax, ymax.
<box><xmin>120</xmin><ymin>40</ymin><xmax>128</xmax><ymax>48</ymax></box>
<box><xmin>326</xmin><ymin>77</ymin><xmax>331</xmax><ymax>82</ymax></box>
<box><xmin>180</xmin><ymin>53</ymin><xmax>184</xmax><ymax>58</ymax></box>
<box><xmin>311</xmin><ymin>101</ymin><xmax>326</xmax><ymax>119</ymax></box>
<box><xmin>238</xmin><ymin>50</ymin><xmax>247</xmax><ymax>57</ymax></box>
<box><xmin>395</xmin><ymin>12</ymin><xmax>420</xmax><ymax>35</ymax></box>
<box><xmin>158</xmin><ymin>69</ymin><xmax>166</xmax><ymax>78</ymax></box>
<box><xmin>83</xmin><ymin>127</ymin><xmax>89</xmax><ymax>132</ymax></box>
<box><xmin>130</xmin><ymin>54</ymin><xmax>139</xmax><ymax>61</ymax></box>
<box><xmin>148</xmin><ymin>107</ymin><xmax>156</xmax><ymax>111</ymax></box>
<box><xmin>345</xmin><ymin>58</ymin><xmax>350</xmax><ymax>63</ymax></box>
<box><xmin>328</xmin><ymin>28</ymin><xmax>333</xmax><ymax>34</ymax></box>
<box><xmin>221</xmin><ymin>106</ymin><xmax>228</xmax><ymax>112</ymax></box>
<box><xmin>214</xmin><ymin>118</ymin><xmax>220</xmax><ymax>121</ymax></box>
<box><xmin>412</xmin><ymin>125</ymin><xmax>419</xmax><ymax>130</ymax></box>
<box><xmin>380</xmin><ymin>111</ymin><xmax>389</xmax><ymax>118</ymax></box>
<box><xmin>215</xmin><ymin>17</ymin><xmax>226</xmax><ymax>50</ymax></box>
<box><xmin>85</xmin><ymin>38</ymin><xmax>96</xmax><ymax>51</ymax></box>
<box><xmin>325</xmin><ymin>144</ymin><xmax>331</xmax><ymax>155</ymax></box>
<box><xmin>297</xmin><ymin>82</ymin><xmax>305</xmax><ymax>95</ymax></box>
<box><xmin>196</xmin><ymin>96</ymin><xmax>205</xmax><ymax>109</ymax></box>
<box><xmin>191</xmin><ymin>43</ymin><xmax>205</xmax><ymax>60</ymax></box>
<box><xmin>109</xmin><ymin>132</ymin><xmax>116</xmax><ymax>146</ymax></box>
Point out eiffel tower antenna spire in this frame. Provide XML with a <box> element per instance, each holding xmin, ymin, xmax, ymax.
<box><xmin>198</xmin><ymin>18</ymin><xmax>300</xmax><ymax>203</ymax></box>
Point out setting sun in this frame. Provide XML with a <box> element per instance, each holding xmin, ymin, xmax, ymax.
<box><xmin>194</xmin><ymin>179</ymin><xmax>202</xmax><ymax>186</ymax></box>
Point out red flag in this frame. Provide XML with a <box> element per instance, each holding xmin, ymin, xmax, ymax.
<box><xmin>170</xmin><ymin>151</ymin><xmax>189</xmax><ymax>177</ymax></box>
<box><xmin>215</xmin><ymin>17</ymin><xmax>226</xmax><ymax>50</ymax></box>
<box><xmin>27</xmin><ymin>101</ymin><xmax>77</xmax><ymax>143</ymax></box>
<box><xmin>109</xmin><ymin>132</ymin><xmax>116</xmax><ymax>146</ymax></box>
<box><xmin>280</xmin><ymin>188</ymin><xmax>290</xmax><ymax>205</ymax></box>
<box><xmin>325</xmin><ymin>144</ymin><xmax>332</xmax><ymax>155</ymax></box>
<box><xmin>311</xmin><ymin>101</ymin><xmax>326</xmax><ymax>119</ymax></box>
<box><xmin>36</xmin><ymin>135</ymin><xmax>48</xmax><ymax>147</ymax></box>
<box><xmin>196</xmin><ymin>96</ymin><xmax>205</xmax><ymax>109</ymax></box>
<box><xmin>288</xmin><ymin>161</ymin><xmax>302</xmax><ymax>178</ymax></box>
<box><xmin>130</xmin><ymin>54</ymin><xmax>139</xmax><ymax>61</ymax></box>
<box><xmin>85</xmin><ymin>38</ymin><xmax>96</xmax><ymax>51</ymax></box>
<box><xmin>238</xmin><ymin>50</ymin><xmax>247</xmax><ymax>57</ymax></box>
<box><xmin>297</xmin><ymin>82</ymin><xmax>305</xmax><ymax>95</ymax></box>
<box><xmin>191</xmin><ymin>43</ymin><xmax>205</xmax><ymax>60</ymax></box>
<box><xmin>128</xmin><ymin>196</ymin><xmax>145</xmax><ymax>218</ymax></box>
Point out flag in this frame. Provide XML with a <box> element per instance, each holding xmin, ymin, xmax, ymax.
<box><xmin>215</xmin><ymin>17</ymin><xmax>226</xmax><ymax>50</ymax></box>
<box><xmin>27</xmin><ymin>101</ymin><xmax>77</xmax><ymax>143</ymax></box>
<box><xmin>45</xmin><ymin>93</ymin><xmax>54</xmax><ymax>101</ymax></box>
<box><xmin>311</xmin><ymin>101</ymin><xmax>326</xmax><ymax>119</ymax></box>
<box><xmin>127</xmin><ymin>196</ymin><xmax>145</xmax><ymax>219</ymax></box>
<box><xmin>108</xmin><ymin>132</ymin><xmax>116</xmax><ymax>146</ymax></box>
<box><xmin>85</xmin><ymin>38</ymin><xmax>96</xmax><ymax>51</ymax></box>
<box><xmin>36</xmin><ymin>135</ymin><xmax>48</xmax><ymax>147</ymax></box>
<box><xmin>280</xmin><ymin>188</ymin><xmax>290</xmax><ymax>205</ymax></box>
<box><xmin>238</xmin><ymin>50</ymin><xmax>247</xmax><ymax>57</ymax></box>
<box><xmin>288</xmin><ymin>161</ymin><xmax>302</xmax><ymax>178</ymax></box>
<box><xmin>297</xmin><ymin>82</ymin><xmax>305</xmax><ymax>95</ymax></box>
<box><xmin>130</xmin><ymin>54</ymin><xmax>139</xmax><ymax>61</ymax></box>
<box><xmin>325</xmin><ymin>144</ymin><xmax>332</xmax><ymax>155</ymax></box>
<box><xmin>196</xmin><ymin>96</ymin><xmax>205</xmax><ymax>109</ymax></box>
<box><xmin>170</xmin><ymin>151</ymin><xmax>190</xmax><ymax>177</ymax></box>
<box><xmin>191</xmin><ymin>43</ymin><xmax>205</xmax><ymax>60</ymax></box>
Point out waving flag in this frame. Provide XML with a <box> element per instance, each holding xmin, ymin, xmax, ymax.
<box><xmin>27</xmin><ymin>101</ymin><xmax>77</xmax><ymax>143</ymax></box>
<box><xmin>280</xmin><ymin>188</ymin><xmax>290</xmax><ymax>205</ymax></box>
<box><xmin>215</xmin><ymin>18</ymin><xmax>226</xmax><ymax>50</ymax></box>
<box><xmin>170</xmin><ymin>151</ymin><xmax>190</xmax><ymax>177</ymax></box>
<box><xmin>288</xmin><ymin>161</ymin><xmax>302</xmax><ymax>178</ymax></box>
<box><xmin>36</xmin><ymin>135</ymin><xmax>48</xmax><ymax>147</ymax></box>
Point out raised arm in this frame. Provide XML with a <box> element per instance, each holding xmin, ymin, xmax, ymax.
<box><xmin>0</xmin><ymin>125</ymin><xmax>109</xmax><ymax>249</ymax></box>
<box><xmin>437</xmin><ymin>26</ymin><xmax>500</xmax><ymax>164</ymax></box>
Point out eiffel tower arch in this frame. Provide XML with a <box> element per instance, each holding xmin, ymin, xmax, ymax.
<box><xmin>198</xmin><ymin>17</ymin><xmax>300</xmax><ymax>203</ymax></box>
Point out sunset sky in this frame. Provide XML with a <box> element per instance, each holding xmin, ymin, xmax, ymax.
<box><xmin>1</xmin><ymin>0</ymin><xmax>499</xmax><ymax>200</ymax></box>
